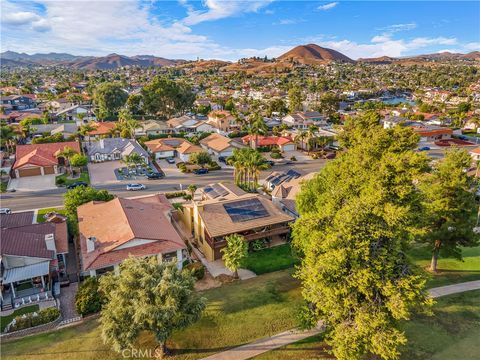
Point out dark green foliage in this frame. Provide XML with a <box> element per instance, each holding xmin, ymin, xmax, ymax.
<box><xmin>75</xmin><ymin>277</ymin><xmax>104</xmax><ymax>316</ymax></box>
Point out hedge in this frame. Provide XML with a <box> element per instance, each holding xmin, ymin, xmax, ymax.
<box><xmin>7</xmin><ymin>307</ymin><xmax>60</xmax><ymax>332</ymax></box>
<box><xmin>75</xmin><ymin>277</ymin><xmax>104</xmax><ymax>316</ymax></box>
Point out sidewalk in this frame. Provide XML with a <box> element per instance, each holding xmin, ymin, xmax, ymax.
<box><xmin>428</xmin><ymin>280</ymin><xmax>480</xmax><ymax>298</ymax></box>
<box><xmin>200</xmin><ymin>280</ymin><xmax>480</xmax><ymax>360</ymax></box>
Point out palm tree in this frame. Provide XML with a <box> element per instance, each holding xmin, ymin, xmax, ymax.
<box><xmin>247</xmin><ymin>150</ymin><xmax>269</xmax><ymax>191</ymax></box>
<box><xmin>78</xmin><ymin>122</ymin><xmax>96</xmax><ymax>142</ymax></box>
<box><xmin>0</xmin><ymin>125</ymin><xmax>16</xmax><ymax>154</ymax></box>
<box><xmin>187</xmin><ymin>184</ymin><xmax>197</xmax><ymax>202</ymax></box>
<box><xmin>294</xmin><ymin>130</ymin><xmax>308</xmax><ymax>152</ymax></box>
<box><xmin>306</xmin><ymin>125</ymin><xmax>318</xmax><ymax>154</ymax></box>
<box><xmin>56</xmin><ymin>146</ymin><xmax>77</xmax><ymax>175</ymax></box>
<box><xmin>248</xmin><ymin>113</ymin><xmax>268</xmax><ymax>149</ymax></box>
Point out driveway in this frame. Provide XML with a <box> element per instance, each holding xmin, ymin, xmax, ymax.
<box><xmin>7</xmin><ymin>174</ymin><xmax>57</xmax><ymax>192</ymax></box>
<box><xmin>88</xmin><ymin>161</ymin><xmax>122</xmax><ymax>185</ymax></box>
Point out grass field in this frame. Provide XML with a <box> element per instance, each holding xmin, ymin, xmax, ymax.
<box><xmin>408</xmin><ymin>245</ymin><xmax>480</xmax><ymax>287</ymax></box>
<box><xmin>254</xmin><ymin>290</ymin><xmax>480</xmax><ymax>360</ymax></box>
<box><xmin>1</xmin><ymin>305</ymin><xmax>39</xmax><ymax>332</ymax></box>
<box><xmin>243</xmin><ymin>244</ymin><xmax>300</xmax><ymax>274</ymax></box>
<box><xmin>36</xmin><ymin>207</ymin><xmax>67</xmax><ymax>223</ymax></box>
<box><xmin>56</xmin><ymin>171</ymin><xmax>90</xmax><ymax>187</ymax></box>
<box><xmin>2</xmin><ymin>270</ymin><xmax>303</xmax><ymax>360</ymax></box>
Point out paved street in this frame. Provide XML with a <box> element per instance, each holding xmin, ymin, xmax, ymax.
<box><xmin>0</xmin><ymin>160</ymin><xmax>327</xmax><ymax>211</ymax></box>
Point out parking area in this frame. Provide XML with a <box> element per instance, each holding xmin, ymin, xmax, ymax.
<box><xmin>88</xmin><ymin>161</ymin><xmax>121</xmax><ymax>185</ymax></box>
<box><xmin>154</xmin><ymin>158</ymin><xmax>182</xmax><ymax>177</ymax></box>
<box><xmin>7</xmin><ymin>174</ymin><xmax>57</xmax><ymax>192</ymax></box>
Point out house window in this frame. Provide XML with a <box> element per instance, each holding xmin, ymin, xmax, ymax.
<box><xmin>162</xmin><ymin>251</ymin><xmax>178</xmax><ymax>262</ymax></box>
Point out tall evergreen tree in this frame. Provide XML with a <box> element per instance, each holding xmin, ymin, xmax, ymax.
<box><xmin>292</xmin><ymin>112</ymin><xmax>432</xmax><ymax>360</ymax></box>
<box><xmin>419</xmin><ymin>148</ymin><xmax>479</xmax><ymax>272</ymax></box>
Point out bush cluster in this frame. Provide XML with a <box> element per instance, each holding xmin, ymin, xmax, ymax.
<box><xmin>183</xmin><ymin>262</ymin><xmax>205</xmax><ymax>280</ymax></box>
<box><xmin>8</xmin><ymin>307</ymin><xmax>60</xmax><ymax>332</ymax></box>
<box><xmin>75</xmin><ymin>277</ymin><xmax>104</xmax><ymax>316</ymax></box>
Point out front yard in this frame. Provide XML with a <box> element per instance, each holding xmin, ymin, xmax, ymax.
<box><xmin>2</xmin><ymin>270</ymin><xmax>303</xmax><ymax>360</ymax></box>
<box><xmin>1</xmin><ymin>305</ymin><xmax>39</xmax><ymax>332</ymax></box>
<box><xmin>56</xmin><ymin>171</ymin><xmax>90</xmax><ymax>187</ymax></box>
<box><xmin>243</xmin><ymin>243</ymin><xmax>300</xmax><ymax>275</ymax></box>
<box><xmin>36</xmin><ymin>207</ymin><xmax>67</xmax><ymax>223</ymax></box>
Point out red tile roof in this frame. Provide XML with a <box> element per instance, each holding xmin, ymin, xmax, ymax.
<box><xmin>14</xmin><ymin>141</ymin><xmax>80</xmax><ymax>169</ymax></box>
<box><xmin>78</xmin><ymin>195</ymin><xmax>185</xmax><ymax>271</ymax></box>
<box><xmin>242</xmin><ymin>135</ymin><xmax>293</xmax><ymax>146</ymax></box>
<box><xmin>88</xmin><ymin>122</ymin><xmax>116</xmax><ymax>136</ymax></box>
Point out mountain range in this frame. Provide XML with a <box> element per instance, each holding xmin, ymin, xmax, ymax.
<box><xmin>1</xmin><ymin>45</ymin><xmax>479</xmax><ymax>70</ymax></box>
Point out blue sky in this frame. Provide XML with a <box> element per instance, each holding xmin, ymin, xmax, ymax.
<box><xmin>1</xmin><ymin>1</ymin><xmax>479</xmax><ymax>60</ymax></box>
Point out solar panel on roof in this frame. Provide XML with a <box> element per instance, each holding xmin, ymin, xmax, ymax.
<box><xmin>223</xmin><ymin>198</ymin><xmax>269</xmax><ymax>223</ymax></box>
<box><xmin>286</xmin><ymin>170</ymin><xmax>301</xmax><ymax>179</ymax></box>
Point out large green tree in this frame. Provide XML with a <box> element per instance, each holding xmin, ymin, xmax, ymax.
<box><xmin>189</xmin><ymin>151</ymin><xmax>212</xmax><ymax>168</ymax></box>
<box><xmin>93</xmin><ymin>82</ymin><xmax>128</xmax><ymax>120</ymax></box>
<box><xmin>142</xmin><ymin>76</ymin><xmax>195</xmax><ymax>118</ymax></box>
<box><xmin>419</xmin><ymin>148</ymin><xmax>479</xmax><ymax>272</ymax></box>
<box><xmin>99</xmin><ymin>257</ymin><xmax>205</xmax><ymax>357</ymax></box>
<box><xmin>64</xmin><ymin>186</ymin><xmax>114</xmax><ymax>224</ymax></box>
<box><xmin>292</xmin><ymin>112</ymin><xmax>432</xmax><ymax>360</ymax></box>
<box><xmin>288</xmin><ymin>85</ymin><xmax>305</xmax><ymax>113</ymax></box>
<box><xmin>221</xmin><ymin>234</ymin><xmax>248</xmax><ymax>279</ymax></box>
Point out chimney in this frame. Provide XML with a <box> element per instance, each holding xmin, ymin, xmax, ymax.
<box><xmin>45</xmin><ymin>234</ymin><xmax>56</xmax><ymax>252</ymax></box>
<box><xmin>86</xmin><ymin>236</ymin><xmax>96</xmax><ymax>253</ymax></box>
<box><xmin>100</xmin><ymin>139</ymin><xmax>104</xmax><ymax>149</ymax></box>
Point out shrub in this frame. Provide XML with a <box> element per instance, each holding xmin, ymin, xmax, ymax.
<box><xmin>207</xmin><ymin>161</ymin><xmax>221</xmax><ymax>171</ymax></box>
<box><xmin>179</xmin><ymin>163</ymin><xmax>188</xmax><ymax>173</ymax></box>
<box><xmin>290</xmin><ymin>156</ymin><xmax>297</xmax><ymax>161</ymax></box>
<box><xmin>270</xmin><ymin>152</ymin><xmax>283</xmax><ymax>159</ymax></box>
<box><xmin>172</xmin><ymin>202</ymin><xmax>184</xmax><ymax>210</ymax></box>
<box><xmin>251</xmin><ymin>239</ymin><xmax>268</xmax><ymax>251</ymax></box>
<box><xmin>56</xmin><ymin>177</ymin><xmax>66</xmax><ymax>186</ymax></box>
<box><xmin>184</xmin><ymin>262</ymin><xmax>205</xmax><ymax>280</ymax></box>
<box><xmin>8</xmin><ymin>307</ymin><xmax>60</xmax><ymax>332</ymax></box>
<box><xmin>165</xmin><ymin>191</ymin><xmax>186</xmax><ymax>199</ymax></box>
<box><xmin>75</xmin><ymin>277</ymin><xmax>104</xmax><ymax>316</ymax></box>
<box><xmin>183</xmin><ymin>194</ymin><xmax>192</xmax><ymax>201</ymax></box>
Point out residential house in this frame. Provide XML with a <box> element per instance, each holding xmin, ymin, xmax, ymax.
<box><xmin>470</xmin><ymin>147</ymin><xmax>480</xmax><ymax>162</ymax></box>
<box><xmin>13</xmin><ymin>141</ymin><xmax>80</xmax><ymax>178</ymax></box>
<box><xmin>282</xmin><ymin>111</ymin><xmax>326</xmax><ymax>129</ymax></box>
<box><xmin>167</xmin><ymin>115</ymin><xmax>213</xmax><ymax>134</ymax></box>
<box><xmin>241</xmin><ymin>135</ymin><xmax>296</xmax><ymax>152</ymax></box>
<box><xmin>264</xmin><ymin>169</ymin><xmax>303</xmax><ymax>191</ymax></box>
<box><xmin>207</xmin><ymin>110</ymin><xmax>240</xmax><ymax>133</ymax></box>
<box><xmin>0</xmin><ymin>95</ymin><xmax>36</xmax><ymax>111</ymax></box>
<box><xmin>178</xmin><ymin>183</ymin><xmax>293</xmax><ymax>261</ymax></box>
<box><xmin>271</xmin><ymin>172</ymin><xmax>316</xmax><ymax>218</ymax></box>
<box><xmin>77</xmin><ymin>195</ymin><xmax>186</xmax><ymax>277</ymax></box>
<box><xmin>31</xmin><ymin>123</ymin><xmax>79</xmax><ymax>139</ymax></box>
<box><xmin>0</xmin><ymin>211</ymin><xmax>68</xmax><ymax>310</ymax></box>
<box><xmin>411</xmin><ymin>125</ymin><xmax>453</xmax><ymax>142</ymax></box>
<box><xmin>85</xmin><ymin>122</ymin><xmax>117</xmax><ymax>140</ymax></box>
<box><xmin>200</xmin><ymin>133</ymin><xmax>244</xmax><ymax>157</ymax></box>
<box><xmin>135</xmin><ymin>120</ymin><xmax>173</xmax><ymax>137</ymax></box>
<box><xmin>55</xmin><ymin>105</ymin><xmax>93</xmax><ymax>124</ymax></box>
<box><xmin>85</xmin><ymin>138</ymin><xmax>149</xmax><ymax>163</ymax></box>
<box><xmin>144</xmin><ymin>138</ymin><xmax>202</xmax><ymax>162</ymax></box>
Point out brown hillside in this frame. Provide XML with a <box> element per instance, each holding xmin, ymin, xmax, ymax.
<box><xmin>278</xmin><ymin>44</ymin><xmax>354</xmax><ymax>64</ymax></box>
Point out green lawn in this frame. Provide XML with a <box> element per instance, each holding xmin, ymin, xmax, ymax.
<box><xmin>1</xmin><ymin>270</ymin><xmax>303</xmax><ymax>360</ymax></box>
<box><xmin>36</xmin><ymin>207</ymin><xmax>66</xmax><ymax>223</ymax></box>
<box><xmin>1</xmin><ymin>181</ymin><xmax>7</xmax><ymax>193</ymax></box>
<box><xmin>243</xmin><ymin>244</ymin><xmax>300</xmax><ymax>275</ymax></box>
<box><xmin>1</xmin><ymin>305</ymin><xmax>39</xmax><ymax>332</ymax></box>
<box><xmin>408</xmin><ymin>245</ymin><xmax>480</xmax><ymax>287</ymax></box>
<box><xmin>254</xmin><ymin>290</ymin><xmax>480</xmax><ymax>360</ymax></box>
<box><xmin>56</xmin><ymin>171</ymin><xmax>90</xmax><ymax>187</ymax></box>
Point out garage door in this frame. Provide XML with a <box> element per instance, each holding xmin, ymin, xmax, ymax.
<box><xmin>18</xmin><ymin>167</ymin><xmax>42</xmax><ymax>177</ymax></box>
<box><xmin>43</xmin><ymin>166</ymin><xmax>55</xmax><ymax>175</ymax></box>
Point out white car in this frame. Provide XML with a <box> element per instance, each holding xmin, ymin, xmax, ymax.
<box><xmin>0</xmin><ymin>208</ymin><xmax>12</xmax><ymax>214</ymax></box>
<box><xmin>126</xmin><ymin>183</ymin><xmax>146</xmax><ymax>191</ymax></box>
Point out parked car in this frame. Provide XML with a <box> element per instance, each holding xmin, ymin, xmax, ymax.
<box><xmin>67</xmin><ymin>181</ymin><xmax>88</xmax><ymax>189</ymax></box>
<box><xmin>418</xmin><ymin>146</ymin><xmax>430</xmax><ymax>151</ymax></box>
<box><xmin>325</xmin><ymin>152</ymin><xmax>336</xmax><ymax>159</ymax></box>
<box><xmin>218</xmin><ymin>156</ymin><xmax>226</xmax><ymax>163</ymax></box>
<box><xmin>146</xmin><ymin>172</ymin><xmax>164</xmax><ymax>180</ymax></box>
<box><xmin>0</xmin><ymin>208</ymin><xmax>12</xmax><ymax>214</ymax></box>
<box><xmin>193</xmin><ymin>168</ymin><xmax>209</xmax><ymax>175</ymax></box>
<box><xmin>166</xmin><ymin>158</ymin><xmax>176</xmax><ymax>164</ymax></box>
<box><xmin>264</xmin><ymin>160</ymin><xmax>275</xmax><ymax>167</ymax></box>
<box><xmin>126</xmin><ymin>183</ymin><xmax>146</xmax><ymax>191</ymax></box>
<box><xmin>458</xmin><ymin>135</ymin><xmax>468</xmax><ymax>140</ymax></box>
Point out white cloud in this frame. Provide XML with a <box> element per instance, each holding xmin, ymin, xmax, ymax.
<box><xmin>317</xmin><ymin>2</ymin><xmax>338</xmax><ymax>11</ymax></box>
<box><xmin>378</xmin><ymin>23</ymin><xmax>417</xmax><ymax>33</ymax></box>
<box><xmin>182</xmin><ymin>0</ymin><xmax>273</xmax><ymax>26</ymax></box>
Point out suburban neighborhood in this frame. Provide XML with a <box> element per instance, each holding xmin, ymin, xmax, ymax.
<box><xmin>0</xmin><ymin>1</ymin><xmax>479</xmax><ymax>360</ymax></box>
